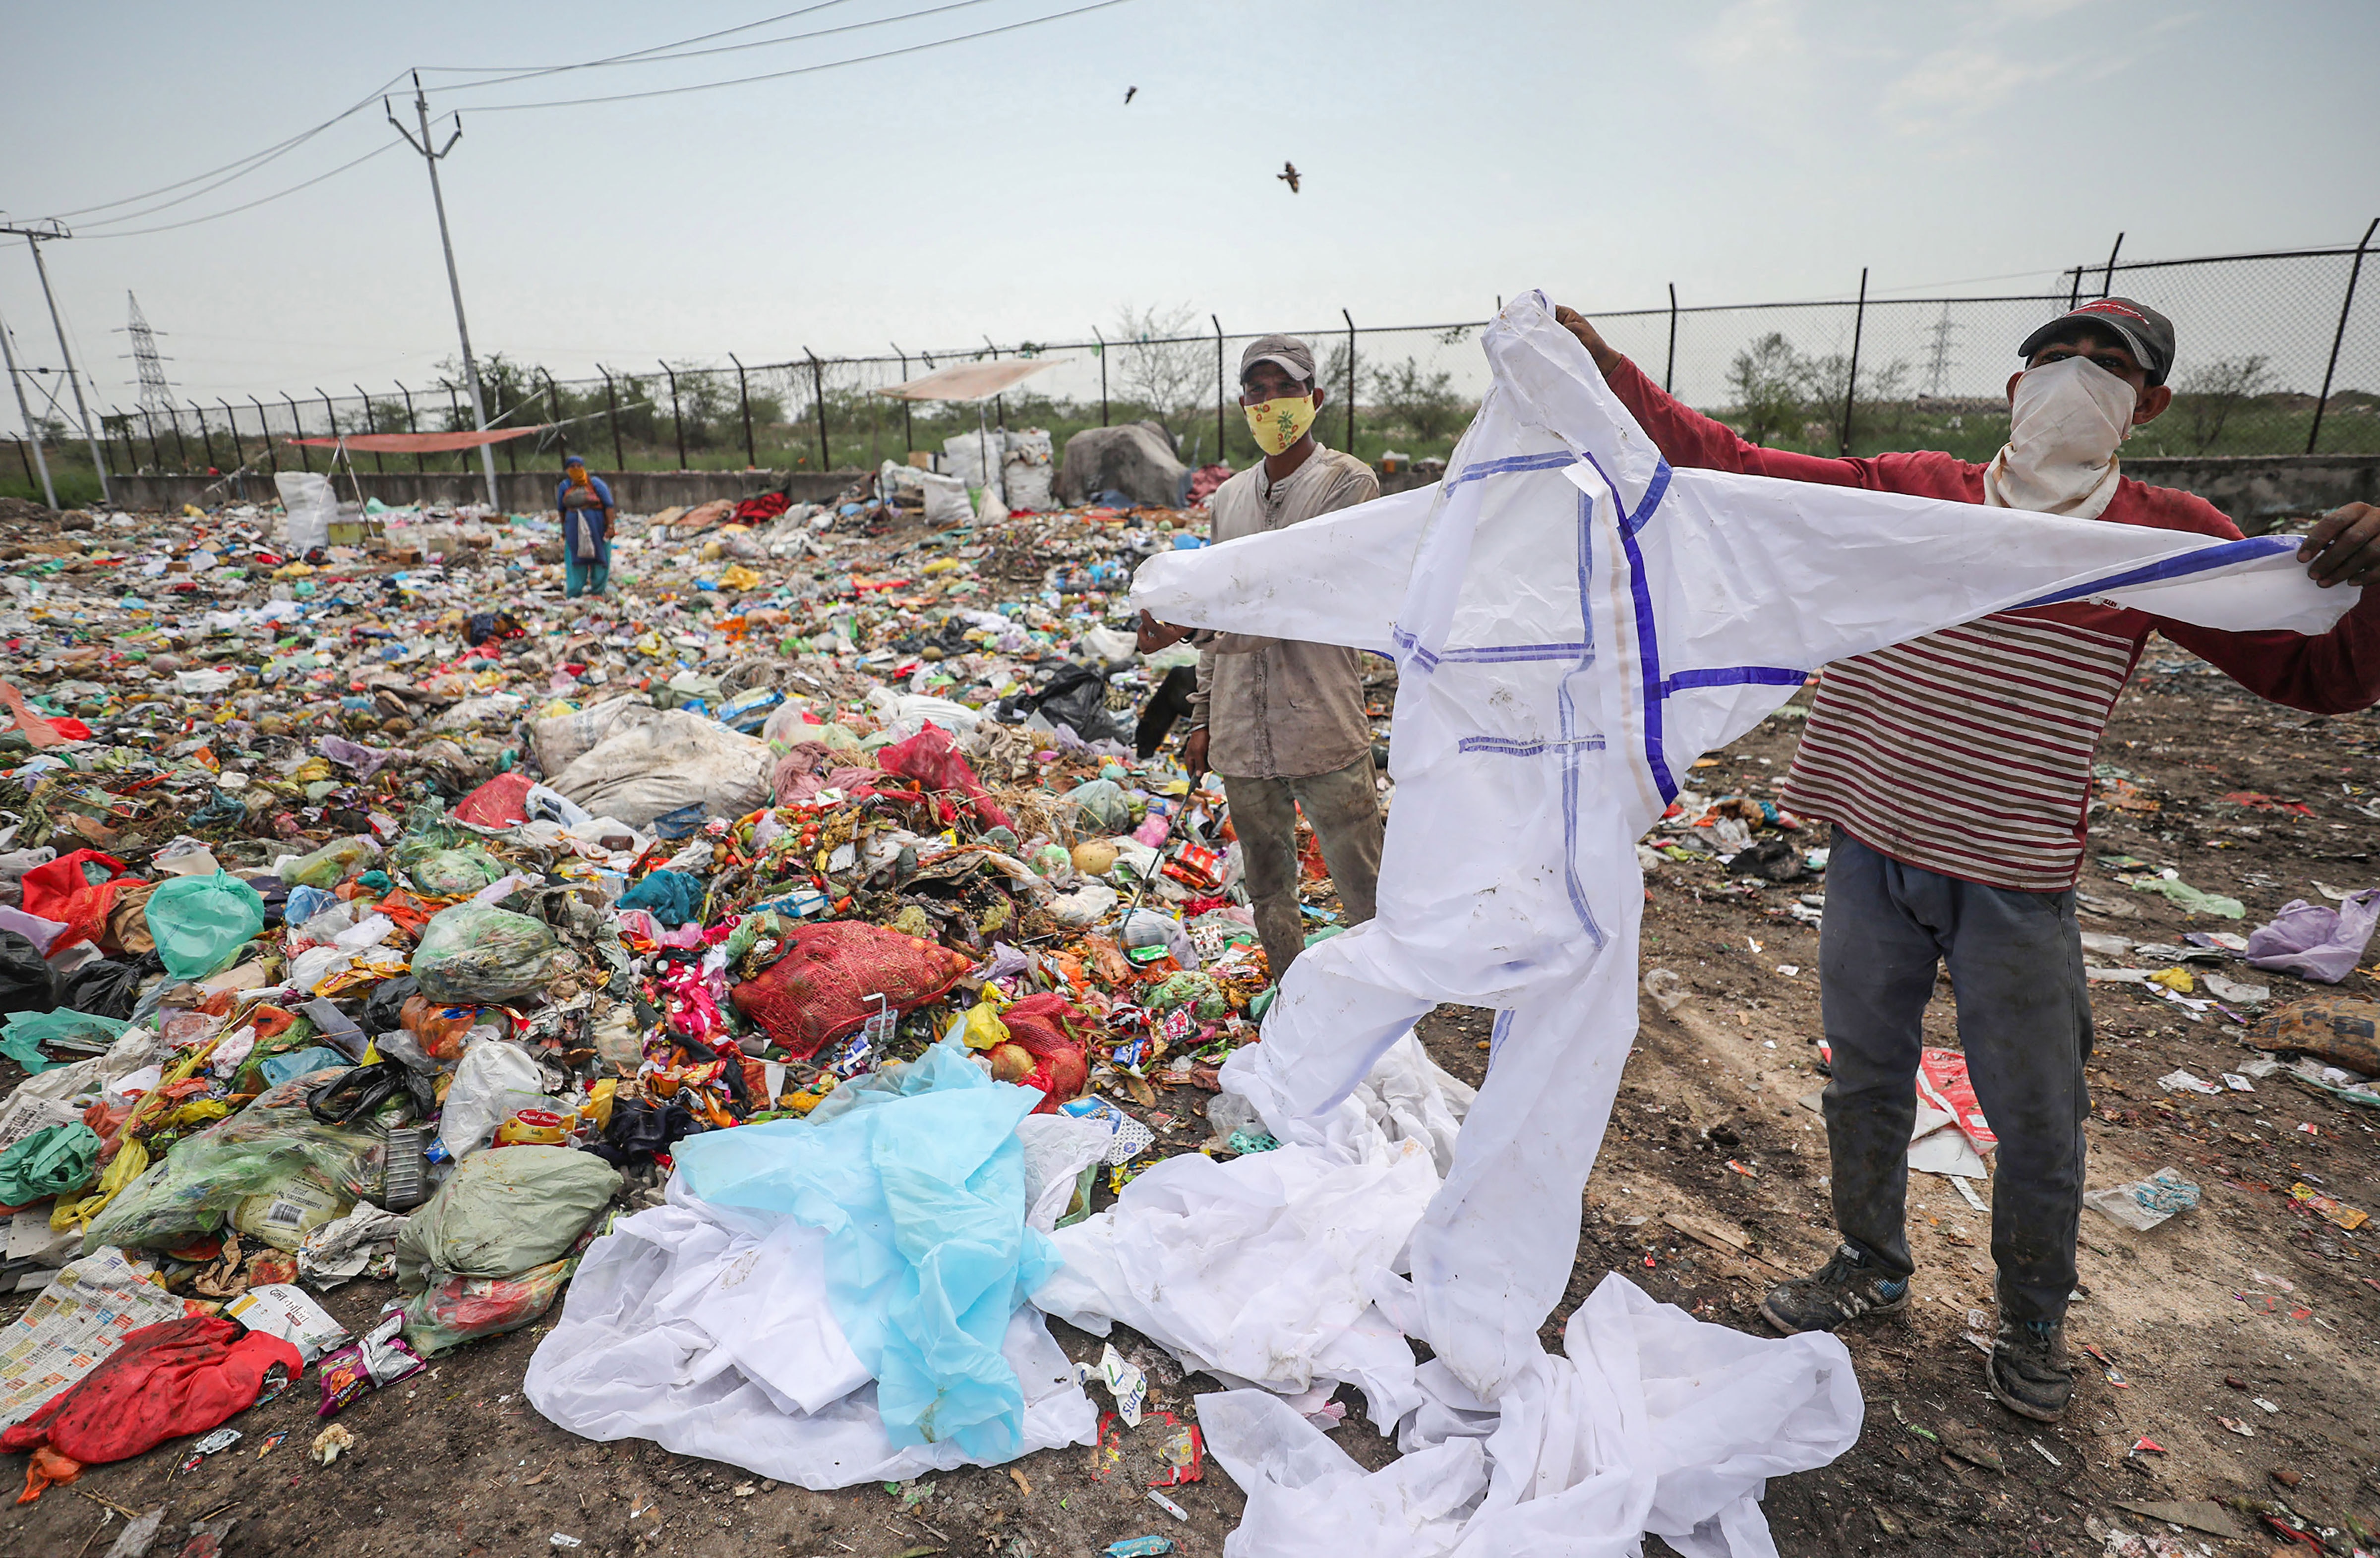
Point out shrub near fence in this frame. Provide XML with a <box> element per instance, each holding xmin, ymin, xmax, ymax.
<box><xmin>9</xmin><ymin>230</ymin><xmax>2376</xmax><ymax>505</ymax></box>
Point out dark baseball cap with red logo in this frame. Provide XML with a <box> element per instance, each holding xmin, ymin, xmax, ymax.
<box><xmin>2018</xmin><ymin>297</ymin><xmax>2176</xmax><ymax>385</ymax></box>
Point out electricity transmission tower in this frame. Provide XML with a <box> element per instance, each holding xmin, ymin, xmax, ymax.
<box><xmin>121</xmin><ymin>291</ymin><xmax>176</xmax><ymax>416</ymax></box>
<box><xmin>1922</xmin><ymin>303</ymin><xmax>1959</xmax><ymax>398</ymax></box>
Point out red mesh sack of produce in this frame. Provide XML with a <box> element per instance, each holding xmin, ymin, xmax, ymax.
<box><xmin>19</xmin><ymin>850</ymin><xmax>142</xmax><ymax>952</ymax></box>
<box><xmin>450</xmin><ymin>770</ymin><xmax>536</xmax><ymax>828</ymax></box>
<box><xmin>875</xmin><ymin>725</ymin><xmax>1013</xmax><ymax>834</ymax></box>
<box><xmin>0</xmin><ymin>1315</ymin><xmax>299</xmax><ymax>1466</ymax></box>
<box><xmin>729</xmin><ymin>921</ymin><xmax>975</xmax><ymax>1060</ymax></box>
<box><xmin>988</xmin><ymin>992</ymin><xmax>1092</xmax><ymax>1112</ymax></box>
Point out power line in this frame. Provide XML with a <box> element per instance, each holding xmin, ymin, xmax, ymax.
<box><xmin>76</xmin><ymin>140</ymin><xmax>409</xmax><ymax>240</ymax></box>
<box><xmin>424</xmin><ymin>0</ymin><xmax>1005</xmax><ymax>96</ymax></box>
<box><xmin>419</xmin><ymin>0</ymin><xmax>861</xmax><ymax>77</ymax></box>
<box><xmin>466</xmin><ymin>0</ymin><xmax>1139</xmax><ymax>113</ymax></box>
<box><xmin>41</xmin><ymin>74</ymin><xmax>408</xmax><ymax>222</ymax></box>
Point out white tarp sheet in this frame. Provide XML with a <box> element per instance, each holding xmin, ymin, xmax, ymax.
<box><xmin>1129</xmin><ymin>290</ymin><xmax>2359</xmax><ymax>1554</ymax></box>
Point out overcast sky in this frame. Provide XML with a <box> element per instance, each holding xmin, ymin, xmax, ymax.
<box><xmin>4</xmin><ymin>0</ymin><xmax>2377</xmax><ymax>409</ymax></box>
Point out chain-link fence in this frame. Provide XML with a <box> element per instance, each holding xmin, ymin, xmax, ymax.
<box><xmin>10</xmin><ymin>232</ymin><xmax>2377</xmax><ymax>499</ymax></box>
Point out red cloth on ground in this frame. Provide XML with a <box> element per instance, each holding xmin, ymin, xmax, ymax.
<box><xmin>0</xmin><ymin>1315</ymin><xmax>299</xmax><ymax>1466</ymax></box>
<box><xmin>995</xmin><ymin>992</ymin><xmax>1092</xmax><ymax>1111</ymax></box>
<box><xmin>733</xmin><ymin>493</ymin><xmax>793</xmax><ymax>525</ymax></box>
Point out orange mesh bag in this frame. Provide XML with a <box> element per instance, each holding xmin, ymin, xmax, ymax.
<box><xmin>990</xmin><ymin>992</ymin><xmax>1093</xmax><ymax>1111</ymax></box>
<box><xmin>728</xmin><ymin>921</ymin><xmax>975</xmax><ymax>1060</ymax></box>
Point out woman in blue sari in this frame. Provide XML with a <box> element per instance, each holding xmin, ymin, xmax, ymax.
<box><xmin>557</xmin><ymin>454</ymin><xmax>614</xmax><ymax>597</ymax></box>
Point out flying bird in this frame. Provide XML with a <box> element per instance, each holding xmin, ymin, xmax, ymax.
<box><xmin>1278</xmin><ymin>161</ymin><xmax>1300</xmax><ymax>194</ymax></box>
<box><xmin>1124</xmin><ymin>85</ymin><xmax>1137</xmax><ymax>103</ymax></box>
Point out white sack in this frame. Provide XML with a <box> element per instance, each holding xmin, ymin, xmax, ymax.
<box><xmin>546</xmin><ymin>708</ymin><xmax>774</xmax><ymax>828</ymax></box>
<box><xmin>533</xmin><ymin>695</ymin><xmax>659</xmax><ymax>775</ymax></box>
<box><xmin>275</xmin><ymin>472</ymin><xmax>336</xmax><ymax>553</ymax></box>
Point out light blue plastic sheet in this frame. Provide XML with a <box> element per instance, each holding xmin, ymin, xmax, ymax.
<box><xmin>672</xmin><ymin>1040</ymin><xmax>1054</xmax><ymax>1462</ymax></box>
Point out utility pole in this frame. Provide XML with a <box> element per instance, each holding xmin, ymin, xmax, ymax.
<box><xmin>3</xmin><ymin>220</ymin><xmax>111</xmax><ymax>504</ymax></box>
<box><xmin>388</xmin><ymin>73</ymin><xmax>498</xmax><ymax>511</ymax></box>
<box><xmin>0</xmin><ymin>304</ymin><xmax>58</xmax><ymax>509</ymax></box>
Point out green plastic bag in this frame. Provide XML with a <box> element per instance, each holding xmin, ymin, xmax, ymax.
<box><xmin>395</xmin><ymin>1145</ymin><xmax>618</xmax><ymax>1290</ymax></box>
<box><xmin>409</xmin><ymin>905</ymin><xmax>559</xmax><ymax>1003</ymax></box>
<box><xmin>0</xmin><ymin>1010</ymin><xmax>130</xmax><ymax>1075</ymax></box>
<box><xmin>0</xmin><ymin>1122</ymin><xmax>100</xmax><ymax>1205</ymax></box>
<box><xmin>404</xmin><ymin>847</ymin><xmax>507</xmax><ymax>898</ymax></box>
<box><xmin>280</xmin><ymin>836</ymin><xmax>380</xmax><ymax>889</ymax></box>
<box><xmin>144</xmin><ymin>870</ymin><xmax>267</xmax><ymax>981</ymax></box>
<box><xmin>81</xmin><ymin>1073</ymin><xmax>387</xmax><ymax>1254</ymax></box>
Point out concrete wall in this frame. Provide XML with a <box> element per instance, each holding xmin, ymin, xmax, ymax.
<box><xmin>103</xmin><ymin>468</ymin><xmax>866</xmax><ymax>516</ymax></box>
<box><xmin>2123</xmin><ymin>454</ymin><xmax>2380</xmax><ymax>533</ymax></box>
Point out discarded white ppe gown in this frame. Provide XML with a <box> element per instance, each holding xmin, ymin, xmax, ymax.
<box><xmin>1132</xmin><ymin>290</ymin><xmax>2357</xmax><ymax>1552</ymax></box>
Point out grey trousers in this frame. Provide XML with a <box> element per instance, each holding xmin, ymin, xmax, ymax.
<box><xmin>1223</xmin><ymin>754</ymin><xmax>1385</xmax><ymax>981</ymax></box>
<box><xmin>1820</xmin><ymin>830</ymin><xmax>2094</xmax><ymax>1325</ymax></box>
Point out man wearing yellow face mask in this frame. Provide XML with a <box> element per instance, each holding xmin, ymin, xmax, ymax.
<box><xmin>1139</xmin><ymin>334</ymin><xmax>1385</xmax><ymax>982</ymax></box>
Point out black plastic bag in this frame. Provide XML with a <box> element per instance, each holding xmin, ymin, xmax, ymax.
<box><xmin>0</xmin><ymin>931</ymin><xmax>52</xmax><ymax>1016</ymax></box>
<box><xmin>56</xmin><ymin>953</ymin><xmax>162</xmax><ymax>1020</ymax></box>
<box><xmin>1028</xmin><ymin>663</ymin><xmax>1130</xmax><ymax>745</ymax></box>
<box><xmin>586</xmin><ymin>1099</ymin><xmax>705</xmax><ymax>1166</ymax></box>
<box><xmin>362</xmin><ymin>975</ymin><xmax>419</xmax><ymax>1037</ymax></box>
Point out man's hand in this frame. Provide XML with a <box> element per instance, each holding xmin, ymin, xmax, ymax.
<box><xmin>2298</xmin><ymin>502</ymin><xmax>2380</xmax><ymax>588</ymax></box>
<box><xmin>1552</xmin><ymin>305</ymin><xmax>1626</xmax><ymax>378</ymax></box>
<box><xmin>1181</xmin><ymin>726</ymin><xmax>1209</xmax><ymax>779</ymax></box>
<box><xmin>1137</xmin><ymin>609</ymin><xmax>1192</xmax><ymax>655</ymax></box>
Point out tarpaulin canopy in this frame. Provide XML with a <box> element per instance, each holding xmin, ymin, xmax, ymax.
<box><xmin>285</xmin><ymin>427</ymin><xmax>546</xmax><ymax>454</ymax></box>
<box><xmin>871</xmin><ymin>360</ymin><xmax>1061</xmax><ymax>404</ymax></box>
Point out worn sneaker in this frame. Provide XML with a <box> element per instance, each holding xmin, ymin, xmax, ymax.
<box><xmin>1986</xmin><ymin>1318</ymin><xmax>2073</xmax><ymax>1422</ymax></box>
<box><xmin>1759</xmin><ymin>1243</ymin><xmax>1910</xmax><ymax>1334</ymax></box>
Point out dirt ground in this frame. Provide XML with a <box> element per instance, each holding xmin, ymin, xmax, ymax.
<box><xmin>7</xmin><ymin>640</ymin><xmax>2379</xmax><ymax>1558</ymax></box>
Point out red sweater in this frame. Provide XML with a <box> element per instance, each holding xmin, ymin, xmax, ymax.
<box><xmin>1603</xmin><ymin>355</ymin><xmax>2380</xmax><ymax>890</ymax></box>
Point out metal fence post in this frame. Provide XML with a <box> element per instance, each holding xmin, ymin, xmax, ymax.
<box><xmin>445</xmin><ymin>383</ymin><xmax>465</xmax><ymax>473</ymax></box>
<box><xmin>1838</xmin><ymin>267</ymin><xmax>1868</xmax><ymax>456</ymax></box>
<box><xmin>2098</xmin><ymin>232</ymin><xmax>2125</xmax><ymax>299</ymax></box>
<box><xmin>805</xmin><ymin>349</ymin><xmax>828</xmax><ymax>470</ymax></box>
<box><xmin>2308</xmin><ymin>216</ymin><xmax>2379</xmax><ymax>454</ymax></box>
<box><xmin>540</xmin><ymin>369</ymin><xmax>566</xmax><ymax>465</ymax></box>
<box><xmin>661</xmin><ymin>362</ymin><xmax>686</xmax><ymax>470</ymax></box>
<box><xmin>355</xmin><ymin>385</ymin><xmax>386</xmax><ymax>473</ymax></box>
<box><xmin>1092</xmin><ymin>329</ymin><xmax>1108</xmax><ymax>426</ymax></box>
<box><xmin>983</xmin><ymin>336</ymin><xmax>1005</xmax><ymax>428</ymax></box>
<box><xmin>494</xmin><ymin>378</ymin><xmax>519</xmax><ymax>473</ymax></box>
<box><xmin>1341</xmin><ymin>308</ymin><xmax>1356</xmax><ymax>454</ymax></box>
<box><xmin>317</xmin><ymin>389</ymin><xmax>337</xmax><ymax>469</ymax></box>
<box><xmin>218</xmin><ymin>399</ymin><xmax>244</xmax><ymax>474</ymax></box>
<box><xmin>138</xmin><ymin>408</ymin><xmax>161</xmax><ymax>472</ymax></box>
<box><xmin>107</xmin><ymin>407</ymin><xmax>131</xmax><ymax>477</ymax></box>
<box><xmin>892</xmin><ymin>346</ymin><xmax>914</xmax><ymax>452</ymax></box>
<box><xmin>729</xmin><ymin>353</ymin><xmax>755</xmax><ymax>468</ymax></box>
<box><xmin>250</xmin><ymin>397</ymin><xmax>277</xmax><ymax>475</ymax></box>
<box><xmin>1665</xmin><ymin>283</ymin><xmax>1679</xmax><ymax>393</ymax></box>
<box><xmin>191</xmin><ymin>400</ymin><xmax>219</xmax><ymax>471</ymax></box>
<box><xmin>2066</xmin><ymin>266</ymin><xmax>2083</xmax><ymax>310</ymax></box>
<box><xmin>1211</xmin><ymin>315</ymin><xmax>1224</xmax><ymax>465</ymax></box>
<box><xmin>598</xmin><ymin>367</ymin><xmax>623</xmax><ymax>471</ymax></box>
<box><xmin>280</xmin><ymin>395</ymin><xmax>303</xmax><ymax>473</ymax></box>
<box><xmin>398</xmin><ymin>383</ymin><xmax>424</xmax><ymax>473</ymax></box>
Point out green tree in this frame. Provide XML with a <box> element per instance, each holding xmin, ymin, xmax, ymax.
<box><xmin>1366</xmin><ymin>356</ymin><xmax>1471</xmax><ymax>444</ymax></box>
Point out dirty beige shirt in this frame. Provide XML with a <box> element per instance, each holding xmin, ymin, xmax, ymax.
<box><xmin>1190</xmin><ymin>442</ymin><xmax>1381</xmax><ymax>779</ymax></box>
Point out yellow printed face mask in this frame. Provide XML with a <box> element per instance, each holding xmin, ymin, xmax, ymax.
<box><xmin>1244</xmin><ymin>394</ymin><xmax>1318</xmax><ymax>457</ymax></box>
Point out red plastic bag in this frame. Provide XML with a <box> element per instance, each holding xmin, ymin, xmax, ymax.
<box><xmin>450</xmin><ymin>771</ymin><xmax>536</xmax><ymax>828</ymax></box>
<box><xmin>19</xmin><ymin>850</ymin><xmax>142</xmax><ymax>952</ymax></box>
<box><xmin>876</xmin><ymin>725</ymin><xmax>1013</xmax><ymax>834</ymax></box>
<box><xmin>729</xmin><ymin>921</ymin><xmax>975</xmax><ymax>1059</ymax></box>
<box><xmin>0</xmin><ymin>1315</ymin><xmax>299</xmax><ymax>1466</ymax></box>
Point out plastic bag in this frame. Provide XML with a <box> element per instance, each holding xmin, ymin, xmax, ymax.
<box><xmin>395</xmin><ymin>1144</ymin><xmax>618</xmax><ymax>1289</ymax></box>
<box><xmin>19</xmin><ymin>850</ymin><xmax>140</xmax><ymax>951</ymax></box>
<box><xmin>276</xmin><ymin>471</ymin><xmax>337</xmax><ymax>553</ymax></box>
<box><xmin>404</xmin><ymin>847</ymin><xmax>508</xmax><ymax>899</ymax></box>
<box><xmin>435</xmin><ymin>1040</ymin><xmax>551</xmax><ymax>1157</ymax></box>
<box><xmin>143</xmin><ymin>870</ymin><xmax>267</xmax><ymax>981</ymax></box>
<box><xmin>0</xmin><ymin>1010</ymin><xmax>129</xmax><ymax>1075</ymax></box>
<box><xmin>0</xmin><ymin>929</ymin><xmax>53</xmax><ymax>1015</ymax></box>
<box><xmin>728</xmin><ymin>921</ymin><xmax>975</xmax><ymax>1060</ymax></box>
<box><xmin>0</xmin><ymin>1314</ymin><xmax>300</xmax><ymax>1466</ymax></box>
<box><xmin>54</xmin><ymin>955</ymin><xmax>158</xmax><ymax>1021</ymax></box>
<box><xmin>409</xmin><ymin>905</ymin><xmax>559</xmax><ymax>1003</ymax></box>
<box><xmin>279</xmin><ymin>836</ymin><xmax>380</xmax><ymax>890</ymax></box>
<box><xmin>545</xmin><ymin>708</ymin><xmax>775</xmax><ymax>830</ymax></box>
<box><xmin>0</xmin><ymin>1122</ymin><xmax>100</xmax><ymax>1205</ymax></box>
<box><xmin>401</xmin><ymin>1256</ymin><xmax>578</xmax><ymax>1358</ymax></box>
<box><xmin>1061</xmin><ymin>778</ymin><xmax>1132</xmax><ymax>835</ymax></box>
<box><xmin>2246</xmin><ymin>890</ymin><xmax>2380</xmax><ymax>984</ymax></box>
<box><xmin>876</xmin><ymin>724</ymin><xmax>1013</xmax><ymax>833</ymax></box>
<box><xmin>81</xmin><ymin>1074</ymin><xmax>388</xmax><ymax>1254</ymax></box>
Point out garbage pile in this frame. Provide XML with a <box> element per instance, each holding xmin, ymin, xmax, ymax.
<box><xmin>0</xmin><ymin>484</ymin><xmax>1328</xmax><ymax>1505</ymax></box>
